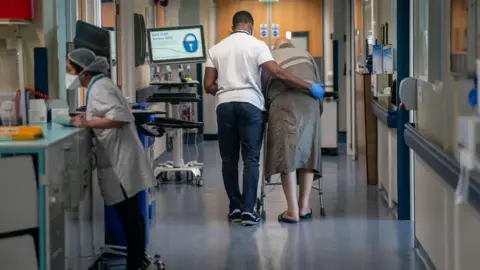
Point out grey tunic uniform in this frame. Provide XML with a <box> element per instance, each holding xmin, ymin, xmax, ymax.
<box><xmin>261</xmin><ymin>44</ymin><xmax>323</xmax><ymax>179</ymax></box>
<box><xmin>86</xmin><ymin>75</ymin><xmax>155</xmax><ymax>205</ymax></box>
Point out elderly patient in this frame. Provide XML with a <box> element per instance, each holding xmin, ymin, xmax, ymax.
<box><xmin>261</xmin><ymin>37</ymin><xmax>323</xmax><ymax>223</ymax></box>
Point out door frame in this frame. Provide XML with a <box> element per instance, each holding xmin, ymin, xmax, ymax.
<box><xmin>347</xmin><ymin>0</ymin><xmax>358</xmax><ymax>159</ymax></box>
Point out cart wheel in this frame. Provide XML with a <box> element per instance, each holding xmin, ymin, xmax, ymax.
<box><xmin>320</xmin><ymin>208</ymin><xmax>326</xmax><ymax>217</ymax></box>
<box><xmin>96</xmin><ymin>257</ymin><xmax>106</xmax><ymax>269</ymax></box>
<box><xmin>153</xmin><ymin>254</ymin><xmax>166</xmax><ymax>270</ymax></box>
<box><xmin>175</xmin><ymin>171</ymin><xmax>182</xmax><ymax>182</ymax></box>
<box><xmin>195</xmin><ymin>174</ymin><xmax>204</xmax><ymax>186</ymax></box>
<box><xmin>156</xmin><ymin>172</ymin><xmax>164</xmax><ymax>184</ymax></box>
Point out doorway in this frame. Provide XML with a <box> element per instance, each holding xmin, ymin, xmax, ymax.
<box><xmin>288</xmin><ymin>31</ymin><xmax>309</xmax><ymax>51</ymax></box>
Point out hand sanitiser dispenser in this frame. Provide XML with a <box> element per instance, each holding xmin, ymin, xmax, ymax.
<box><xmin>0</xmin><ymin>100</ymin><xmax>16</xmax><ymax>126</ymax></box>
<box><xmin>0</xmin><ymin>93</ymin><xmax>19</xmax><ymax>126</ymax></box>
<box><xmin>399</xmin><ymin>77</ymin><xmax>418</xmax><ymax>110</ymax></box>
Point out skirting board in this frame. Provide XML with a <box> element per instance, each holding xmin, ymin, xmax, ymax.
<box><xmin>414</xmin><ymin>238</ymin><xmax>437</xmax><ymax>270</ymax></box>
<box><xmin>378</xmin><ymin>185</ymin><xmax>398</xmax><ymax>219</ymax></box>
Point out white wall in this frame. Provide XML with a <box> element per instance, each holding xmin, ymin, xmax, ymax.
<box><xmin>0</xmin><ymin>0</ymin><xmax>55</xmax><ymax>96</ymax></box>
<box><xmin>375</xmin><ymin>0</ymin><xmax>396</xmax><ymax>55</ymax></box>
<box><xmin>414</xmin><ymin>156</ymin><xmax>455</xmax><ymax>270</ymax></box>
<box><xmin>200</xmin><ymin>0</ymin><xmax>217</xmax><ymax>135</ymax></box>
<box><xmin>414</xmin><ymin>155</ymin><xmax>480</xmax><ymax>270</ymax></box>
<box><xmin>164</xmin><ymin>0</ymin><xmax>180</xmax><ymax>27</ymax></box>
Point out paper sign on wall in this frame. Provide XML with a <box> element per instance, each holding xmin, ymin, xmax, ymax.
<box><xmin>382</xmin><ymin>45</ymin><xmax>394</xmax><ymax>74</ymax></box>
<box><xmin>272</xmin><ymin>24</ymin><xmax>279</xmax><ymax>38</ymax></box>
<box><xmin>260</xmin><ymin>24</ymin><xmax>267</xmax><ymax>38</ymax></box>
<box><xmin>372</xmin><ymin>44</ymin><xmax>383</xmax><ymax>75</ymax></box>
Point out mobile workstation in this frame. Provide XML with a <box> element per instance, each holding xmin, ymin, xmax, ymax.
<box><xmin>138</xmin><ymin>24</ymin><xmax>206</xmax><ymax>186</ymax></box>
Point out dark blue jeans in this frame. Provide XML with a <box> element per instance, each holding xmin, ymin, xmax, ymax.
<box><xmin>216</xmin><ymin>102</ymin><xmax>265</xmax><ymax>213</ymax></box>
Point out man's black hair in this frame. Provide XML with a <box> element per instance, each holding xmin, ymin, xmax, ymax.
<box><xmin>232</xmin><ymin>11</ymin><xmax>254</xmax><ymax>27</ymax></box>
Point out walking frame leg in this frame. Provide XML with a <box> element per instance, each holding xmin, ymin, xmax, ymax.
<box><xmin>261</xmin><ymin>133</ymin><xmax>267</xmax><ymax>219</ymax></box>
<box><xmin>319</xmin><ymin>177</ymin><xmax>326</xmax><ymax>217</ymax></box>
<box><xmin>257</xmin><ymin>123</ymin><xmax>268</xmax><ymax>220</ymax></box>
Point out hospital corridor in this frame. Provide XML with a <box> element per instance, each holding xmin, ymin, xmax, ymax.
<box><xmin>1</xmin><ymin>0</ymin><xmax>480</xmax><ymax>270</ymax></box>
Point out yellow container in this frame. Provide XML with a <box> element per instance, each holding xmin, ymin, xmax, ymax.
<box><xmin>0</xmin><ymin>126</ymin><xmax>44</xmax><ymax>141</ymax></box>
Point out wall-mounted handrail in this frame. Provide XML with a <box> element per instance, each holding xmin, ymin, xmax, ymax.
<box><xmin>371</xmin><ymin>99</ymin><xmax>397</xmax><ymax>128</ymax></box>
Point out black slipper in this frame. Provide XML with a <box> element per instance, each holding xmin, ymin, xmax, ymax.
<box><xmin>300</xmin><ymin>209</ymin><xmax>313</xmax><ymax>220</ymax></box>
<box><xmin>278</xmin><ymin>211</ymin><xmax>299</xmax><ymax>224</ymax></box>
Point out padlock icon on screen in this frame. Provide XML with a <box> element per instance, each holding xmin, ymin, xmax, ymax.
<box><xmin>183</xmin><ymin>33</ymin><xmax>199</xmax><ymax>53</ymax></box>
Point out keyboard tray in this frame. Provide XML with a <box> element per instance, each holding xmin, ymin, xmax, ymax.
<box><xmin>146</xmin><ymin>92</ymin><xmax>200</xmax><ymax>104</ymax></box>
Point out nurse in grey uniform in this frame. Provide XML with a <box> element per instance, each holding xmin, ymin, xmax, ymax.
<box><xmin>67</xmin><ymin>48</ymin><xmax>156</xmax><ymax>270</ymax></box>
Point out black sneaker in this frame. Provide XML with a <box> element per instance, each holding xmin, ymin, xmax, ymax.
<box><xmin>141</xmin><ymin>254</ymin><xmax>165</xmax><ymax>270</ymax></box>
<box><xmin>228</xmin><ymin>209</ymin><xmax>242</xmax><ymax>223</ymax></box>
<box><xmin>241</xmin><ymin>212</ymin><xmax>260</xmax><ymax>226</ymax></box>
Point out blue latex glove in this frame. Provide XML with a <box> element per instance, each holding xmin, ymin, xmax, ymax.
<box><xmin>468</xmin><ymin>87</ymin><xmax>477</xmax><ymax>108</ymax></box>
<box><xmin>469</xmin><ymin>76</ymin><xmax>478</xmax><ymax>108</ymax></box>
<box><xmin>309</xmin><ymin>84</ymin><xmax>326</xmax><ymax>100</ymax></box>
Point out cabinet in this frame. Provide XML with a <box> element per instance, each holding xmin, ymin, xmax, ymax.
<box><xmin>0</xmin><ymin>124</ymin><xmax>93</xmax><ymax>270</ymax></box>
<box><xmin>45</xmin><ymin>130</ymin><xmax>92</xmax><ymax>269</ymax></box>
<box><xmin>356</xmin><ymin>72</ymin><xmax>378</xmax><ymax>185</ymax></box>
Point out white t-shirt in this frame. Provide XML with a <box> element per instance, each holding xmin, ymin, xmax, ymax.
<box><xmin>205</xmin><ymin>31</ymin><xmax>274</xmax><ymax>110</ymax></box>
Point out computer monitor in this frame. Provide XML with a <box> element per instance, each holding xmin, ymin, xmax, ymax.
<box><xmin>147</xmin><ymin>25</ymin><xmax>206</xmax><ymax>65</ymax></box>
<box><xmin>74</xmin><ymin>21</ymin><xmax>111</xmax><ymax>62</ymax></box>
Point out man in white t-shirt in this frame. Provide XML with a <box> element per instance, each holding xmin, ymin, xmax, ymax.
<box><xmin>204</xmin><ymin>11</ymin><xmax>325</xmax><ymax>226</ymax></box>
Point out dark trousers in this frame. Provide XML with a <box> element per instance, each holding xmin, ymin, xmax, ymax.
<box><xmin>114</xmin><ymin>192</ymin><xmax>146</xmax><ymax>270</ymax></box>
<box><xmin>216</xmin><ymin>102</ymin><xmax>265</xmax><ymax>213</ymax></box>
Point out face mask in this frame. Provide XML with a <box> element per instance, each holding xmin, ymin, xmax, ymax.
<box><xmin>66</xmin><ymin>73</ymin><xmax>80</xmax><ymax>90</ymax></box>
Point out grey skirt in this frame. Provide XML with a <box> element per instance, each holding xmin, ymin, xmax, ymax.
<box><xmin>265</xmin><ymin>91</ymin><xmax>322</xmax><ymax>179</ymax></box>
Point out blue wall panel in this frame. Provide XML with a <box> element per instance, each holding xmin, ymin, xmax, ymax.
<box><xmin>396</xmin><ymin>0</ymin><xmax>411</xmax><ymax>221</ymax></box>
